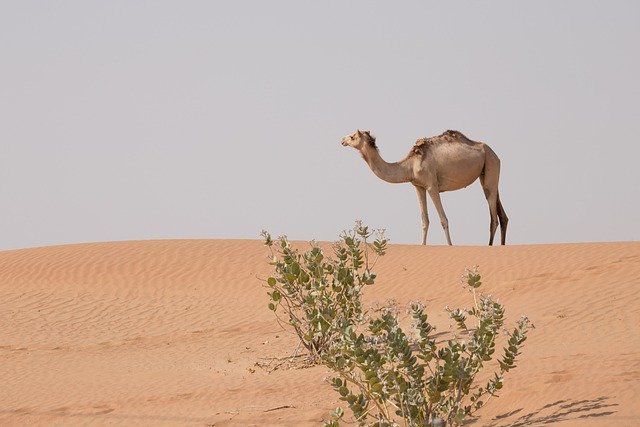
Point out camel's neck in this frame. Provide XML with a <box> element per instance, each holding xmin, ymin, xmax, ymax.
<box><xmin>360</xmin><ymin>144</ymin><xmax>413</xmax><ymax>184</ymax></box>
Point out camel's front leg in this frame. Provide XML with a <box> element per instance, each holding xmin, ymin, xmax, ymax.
<box><xmin>427</xmin><ymin>187</ymin><xmax>452</xmax><ymax>245</ymax></box>
<box><xmin>414</xmin><ymin>185</ymin><xmax>429</xmax><ymax>245</ymax></box>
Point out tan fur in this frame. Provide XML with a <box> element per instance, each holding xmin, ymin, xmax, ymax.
<box><xmin>341</xmin><ymin>129</ymin><xmax>508</xmax><ymax>245</ymax></box>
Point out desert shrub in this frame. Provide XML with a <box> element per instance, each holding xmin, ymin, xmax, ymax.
<box><xmin>261</xmin><ymin>222</ymin><xmax>387</xmax><ymax>359</ymax></box>
<box><xmin>324</xmin><ymin>268</ymin><xmax>532</xmax><ymax>427</ymax></box>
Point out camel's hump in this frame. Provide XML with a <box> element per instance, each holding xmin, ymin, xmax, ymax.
<box><xmin>412</xmin><ymin>130</ymin><xmax>476</xmax><ymax>156</ymax></box>
<box><xmin>414</xmin><ymin>130</ymin><xmax>470</xmax><ymax>146</ymax></box>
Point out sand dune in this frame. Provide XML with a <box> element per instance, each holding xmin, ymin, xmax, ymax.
<box><xmin>1</xmin><ymin>240</ymin><xmax>639</xmax><ymax>426</ymax></box>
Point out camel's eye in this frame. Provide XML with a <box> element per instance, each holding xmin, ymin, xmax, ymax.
<box><xmin>350</xmin><ymin>135</ymin><xmax>354</xmax><ymax>140</ymax></box>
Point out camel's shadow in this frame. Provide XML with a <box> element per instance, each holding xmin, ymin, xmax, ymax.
<box><xmin>470</xmin><ymin>396</ymin><xmax>618</xmax><ymax>426</ymax></box>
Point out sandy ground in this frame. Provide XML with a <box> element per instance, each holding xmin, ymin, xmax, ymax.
<box><xmin>1</xmin><ymin>239</ymin><xmax>639</xmax><ymax>426</ymax></box>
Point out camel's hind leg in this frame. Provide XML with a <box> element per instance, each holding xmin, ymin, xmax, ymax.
<box><xmin>479</xmin><ymin>147</ymin><xmax>503</xmax><ymax>245</ymax></box>
<box><xmin>496</xmin><ymin>192</ymin><xmax>508</xmax><ymax>245</ymax></box>
<box><xmin>480</xmin><ymin>175</ymin><xmax>499</xmax><ymax>246</ymax></box>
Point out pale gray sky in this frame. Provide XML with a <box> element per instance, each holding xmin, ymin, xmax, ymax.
<box><xmin>1</xmin><ymin>1</ymin><xmax>639</xmax><ymax>250</ymax></box>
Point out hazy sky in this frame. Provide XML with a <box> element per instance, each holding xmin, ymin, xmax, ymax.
<box><xmin>1</xmin><ymin>1</ymin><xmax>639</xmax><ymax>250</ymax></box>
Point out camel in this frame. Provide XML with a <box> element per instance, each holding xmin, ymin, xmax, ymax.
<box><xmin>341</xmin><ymin>129</ymin><xmax>508</xmax><ymax>245</ymax></box>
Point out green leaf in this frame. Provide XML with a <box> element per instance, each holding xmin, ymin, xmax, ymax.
<box><xmin>331</xmin><ymin>406</ymin><xmax>344</xmax><ymax>418</ymax></box>
<box><xmin>467</xmin><ymin>272</ymin><xmax>482</xmax><ymax>288</ymax></box>
<box><xmin>272</xmin><ymin>290</ymin><xmax>281</xmax><ymax>302</ymax></box>
<box><xmin>291</xmin><ymin>262</ymin><xmax>301</xmax><ymax>276</ymax></box>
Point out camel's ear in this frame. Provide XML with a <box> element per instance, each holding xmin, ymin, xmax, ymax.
<box><xmin>356</xmin><ymin>129</ymin><xmax>362</xmax><ymax>136</ymax></box>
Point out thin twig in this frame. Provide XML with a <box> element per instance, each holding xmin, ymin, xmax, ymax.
<box><xmin>264</xmin><ymin>405</ymin><xmax>294</xmax><ymax>412</ymax></box>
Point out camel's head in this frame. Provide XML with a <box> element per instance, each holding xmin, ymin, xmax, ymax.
<box><xmin>341</xmin><ymin>129</ymin><xmax>376</xmax><ymax>150</ymax></box>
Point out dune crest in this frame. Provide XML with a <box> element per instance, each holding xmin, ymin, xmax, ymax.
<box><xmin>1</xmin><ymin>240</ymin><xmax>639</xmax><ymax>425</ymax></box>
